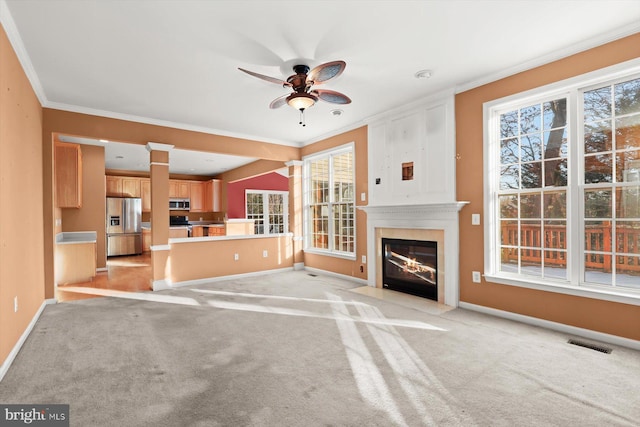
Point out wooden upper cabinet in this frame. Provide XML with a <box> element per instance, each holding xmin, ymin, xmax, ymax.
<box><xmin>189</xmin><ymin>181</ymin><xmax>204</xmax><ymax>212</ymax></box>
<box><xmin>140</xmin><ymin>179</ymin><xmax>151</xmax><ymax>212</ymax></box>
<box><xmin>55</xmin><ymin>142</ymin><xmax>83</xmax><ymax>208</ymax></box>
<box><xmin>204</xmin><ymin>179</ymin><xmax>222</xmax><ymax>212</ymax></box>
<box><xmin>122</xmin><ymin>177</ymin><xmax>141</xmax><ymax>197</ymax></box>
<box><xmin>105</xmin><ymin>176</ymin><xmax>123</xmax><ymax>197</ymax></box>
<box><xmin>169</xmin><ymin>180</ymin><xmax>190</xmax><ymax>198</ymax></box>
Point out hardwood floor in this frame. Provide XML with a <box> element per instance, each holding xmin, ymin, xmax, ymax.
<box><xmin>56</xmin><ymin>253</ymin><xmax>152</xmax><ymax>302</ymax></box>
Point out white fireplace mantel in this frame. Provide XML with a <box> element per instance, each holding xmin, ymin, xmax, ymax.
<box><xmin>359</xmin><ymin>201</ymin><xmax>469</xmax><ymax>307</ymax></box>
<box><xmin>360</xmin><ymin>202</ymin><xmax>468</xmax><ymax>218</ymax></box>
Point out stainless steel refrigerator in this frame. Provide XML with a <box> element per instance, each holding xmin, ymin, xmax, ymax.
<box><xmin>106</xmin><ymin>197</ymin><xmax>142</xmax><ymax>256</ymax></box>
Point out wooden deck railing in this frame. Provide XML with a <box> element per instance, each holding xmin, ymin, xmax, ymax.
<box><xmin>501</xmin><ymin>222</ymin><xmax>640</xmax><ymax>274</ymax></box>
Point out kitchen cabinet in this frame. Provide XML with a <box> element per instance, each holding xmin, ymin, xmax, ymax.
<box><xmin>191</xmin><ymin>225</ymin><xmax>204</xmax><ymax>237</ymax></box>
<box><xmin>55</xmin><ymin>142</ymin><xmax>83</xmax><ymax>208</ymax></box>
<box><xmin>105</xmin><ymin>176</ymin><xmax>122</xmax><ymax>197</ymax></box>
<box><xmin>140</xmin><ymin>179</ymin><xmax>151</xmax><ymax>212</ymax></box>
<box><xmin>142</xmin><ymin>228</ymin><xmax>151</xmax><ymax>252</ymax></box>
<box><xmin>169</xmin><ymin>227</ymin><xmax>189</xmax><ymax>238</ymax></box>
<box><xmin>122</xmin><ymin>177</ymin><xmax>141</xmax><ymax>197</ymax></box>
<box><xmin>169</xmin><ymin>180</ymin><xmax>190</xmax><ymax>198</ymax></box>
<box><xmin>189</xmin><ymin>181</ymin><xmax>204</xmax><ymax>212</ymax></box>
<box><xmin>204</xmin><ymin>179</ymin><xmax>222</xmax><ymax>212</ymax></box>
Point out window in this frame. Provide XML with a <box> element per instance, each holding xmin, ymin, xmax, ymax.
<box><xmin>486</xmin><ymin>68</ymin><xmax>640</xmax><ymax>300</ymax></box>
<box><xmin>245</xmin><ymin>190</ymin><xmax>288</xmax><ymax>235</ymax></box>
<box><xmin>304</xmin><ymin>145</ymin><xmax>355</xmax><ymax>257</ymax></box>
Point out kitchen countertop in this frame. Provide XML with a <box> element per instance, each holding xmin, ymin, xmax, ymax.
<box><xmin>55</xmin><ymin>231</ymin><xmax>97</xmax><ymax>245</ymax></box>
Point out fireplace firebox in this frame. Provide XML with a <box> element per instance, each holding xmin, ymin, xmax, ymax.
<box><xmin>382</xmin><ymin>238</ymin><xmax>438</xmax><ymax>301</ymax></box>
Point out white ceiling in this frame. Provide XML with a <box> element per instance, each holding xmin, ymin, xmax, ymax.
<box><xmin>3</xmin><ymin>0</ymin><xmax>640</xmax><ymax>174</ymax></box>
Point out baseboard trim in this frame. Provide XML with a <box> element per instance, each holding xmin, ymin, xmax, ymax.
<box><xmin>170</xmin><ymin>267</ymin><xmax>295</xmax><ymax>288</ymax></box>
<box><xmin>458</xmin><ymin>302</ymin><xmax>640</xmax><ymax>351</ymax></box>
<box><xmin>0</xmin><ymin>298</ymin><xmax>55</xmax><ymax>383</ymax></box>
<box><xmin>304</xmin><ymin>266</ymin><xmax>369</xmax><ymax>286</ymax></box>
<box><xmin>293</xmin><ymin>262</ymin><xmax>305</xmax><ymax>271</ymax></box>
<box><xmin>152</xmin><ymin>279</ymin><xmax>172</xmax><ymax>291</ymax></box>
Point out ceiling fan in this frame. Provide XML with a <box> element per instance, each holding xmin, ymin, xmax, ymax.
<box><xmin>238</xmin><ymin>60</ymin><xmax>351</xmax><ymax>126</ymax></box>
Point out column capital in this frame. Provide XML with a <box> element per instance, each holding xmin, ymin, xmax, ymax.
<box><xmin>285</xmin><ymin>160</ymin><xmax>303</xmax><ymax>167</ymax></box>
<box><xmin>146</xmin><ymin>142</ymin><xmax>174</xmax><ymax>152</ymax></box>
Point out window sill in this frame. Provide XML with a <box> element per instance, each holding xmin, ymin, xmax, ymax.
<box><xmin>484</xmin><ymin>273</ymin><xmax>640</xmax><ymax>307</ymax></box>
<box><xmin>303</xmin><ymin>248</ymin><xmax>357</xmax><ymax>261</ymax></box>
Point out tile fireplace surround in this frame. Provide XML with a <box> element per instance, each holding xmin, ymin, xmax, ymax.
<box><xmin>360</xmin><ymin>202</ymin><xmax>468</xmax><ymax>307</ymax></box>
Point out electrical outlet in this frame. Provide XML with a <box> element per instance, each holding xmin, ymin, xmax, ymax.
<box><xmin>472</xmin><ymin>214</ymin><xmax>481</xmax><ymax>225</ymax></box>
<box><xmin>361</xmin><ymin>255</ymin><xmax>367</xmax><ymax>264</ymax></box>
<box><xmin>472</xmin><ymin>271</ymin><xmax>481</xmax><ymax>283</ymax></box>
<box><xmin>14</xmin><ymin>296</ymin><xmax>18</xmax><ymax>313</ymax></box>
<box><xmin>263</xmin><ymin>250</ymin><xmax>268</xmax><ymax>258</ymax></box>
<box><xmin>360</xmin><ymin>192</ymin><xmax>366</xmax><ymax>202</ymax></box>
<box><xmin>234</xmin><ymin>253</ymin><xmax>239</xmax><ymax>261</ymax></box>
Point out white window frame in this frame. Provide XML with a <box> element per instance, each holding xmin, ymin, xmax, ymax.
<box><xmin>245</xmin><ymin>190</ymin><xmax>289</xmax><ymax>235</ymax></box>
<box><xmin>303</xmin><ymin>142</ymin><xmax>356</xmax><ymax>260</ymax></box>
<box><xmin>483</xmin><ymin>58</ymin><xmax>640</xmax><ymax>306</ymax></box>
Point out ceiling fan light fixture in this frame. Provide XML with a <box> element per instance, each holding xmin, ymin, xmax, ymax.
<box><xmin>287</xmin><ymin>93</ymin><xmax>317</xmax><ymax>110</ymax></box>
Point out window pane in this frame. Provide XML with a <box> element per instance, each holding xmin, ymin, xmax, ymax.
<box><xmin>500</xmin><ymin>247</ymin><xmax>519</xmax><ymax>273</ymax></box>
<box><xmin>584</xmin><ymin>121</ymin><xmax>613</xmax><ymax>154</ymax></box>
<box><xmin>543</xmin><ymin>99</ymin><xmax>567</xmax><ymax>130</ymax></box>
<box><xmin>544</xmin><ymin>250</ymin><xmax>567</xmax><ymax>280</ymax></box>
<box><xmin>520</xmin><ymin>193</ymin><xmax>541</xmax><ymax>218</ymax></box>
<box><xmin>520</xmin><ymin>134</ymin><xmax>542</xmax><ymax>162</ymax></box>
<box><xmin>500</xmin><ymin>220</ymin><xmax>518</xmax><ymax>245</ymax></box>
<box><xmin>520</xmin><ymin>104</ymin><xmax>541</xmax><ymax>134</ymax></box>
<box><xmin>584</xmin><ymin>86</ymin><xmax>611</xmax><ymax>122</ymax></box>
<box><xmin>333</xmin><ymin>203</ymin><xmax>354</xmax><ymax>252</ymax></box>
<box><xmin>616</xmin><ymin>186</ymin><xmax>640</xmax><ymax>218</ymax></box>
<box><xmin>543</xmin><ymin>128</ymin><xmax>568</xmax><ymax>158</ymax></box>
<box><xmin>500</xmin><ymin>110</ymin><xmax>518</xmax><ymax>138</ymax></box>
<box><xmin>615</xmin><ymin>115</ymin><xmax>640</xmax><ymax>150</ymax></box>
<box><xmin>584</xmin><ymin>252</ymin><xmax>612</xmax><ymax>286</ymax></box>
<box><xmin>543</xmin><ymin>191</ymin><xmax>566</xmax><ymax>218</ymax></box>
<box><xmin>585</xmin><ymin>153</ymin><xmax>613</xmax><ymax>183</ymax></box>
<box><xmin>500</xmin><ymin>138</ymin><xmax>519</xmax><ymax>164</ymax></box>
<box><xmin>584</xmin><ymin>189</ymin><xmax>612</xmax><ymax>218</ymax></box>
<box><xmin>520</xmin><ymin>221</ymin><xmax>541</xmax><ymax>248</ymax></box>
<box><xmin>310</xmin><ymin>159</ymin><xmax>329</xmax><ymax>203</ymax></box>
<box><xmin>614</xmin><ymin>77</ymin><xmax>640</xmax><ymax>116</ymax></box>
<box><xmin>544</xmin><ymin>159</ymin><xmax>567</xmax><ymax>187</ymax></box>
<box><xmin>521</xmin><ymin>162</ymin><xmax>542</xmax><ymax>188</ymax></box>
<box><xmin>500</xmin><ymin>165</ymin><xmax>519</xmax><ymax>190</ymax></box>
<box><xmin>545</xmin><ymin>220</ymin><xmax>567</xmax><ymax>249</ymax></box>
<box><xmin>499</xmin><ymin>194</ymin><xmax>518</xmax><ymax>218</ymax></box>
<box><xmin>520</xmin><ymin>248</ymin><xmax>542</xmax><ymax>277</ymax></box>
<box><xmin>615</xmin><ymin>150</ymin><xmax>640</xmax><ymax>183</ymax></box>
<box><xmin>617</xmin><ymin>255</ymin><xmax>640</xmax><ymax>290</ymax></box>
<box><xmin>616</xmin><ymin>221</ymin><xmax>640</xmax><ymax>253</ymax></box>
<box><xmin>585</xmin><ymin>220</ymin><xmax>612</xmax><ymax>251</ymax></box>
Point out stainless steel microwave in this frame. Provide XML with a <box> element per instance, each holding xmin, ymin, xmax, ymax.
<box><xmin>169</xmin><ymin>199</ymin><xmax>190</xmax><ymax>210</ymax></box>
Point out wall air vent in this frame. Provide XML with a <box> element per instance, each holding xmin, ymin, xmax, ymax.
<box><xmin>567</xmin><ymin>338</ymin><xmax>612</xmax><ymax>354</ymax></box>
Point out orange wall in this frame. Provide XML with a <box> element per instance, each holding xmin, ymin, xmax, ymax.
<box><xmin>0</xmin><ymin>24</ymin><xmax>45</xmax><ymax>364</ymax></box>
<box><xmin>456</xmin><ymin>32</ymin><xmax>640</xmax><ymax>341</ymax></box>
<box><xmin>61</xmin><ymin>144</ymin><xmax>107</xmax><ymax>268</ymax></box>
<box><xmin>300</xmin><ymin>126</ymin><xmax>368</xmax><ymax>281</ymax></box>
<box><xmin>169</xmin><ymin>236</ymin><xmax>293</xmax><ymax>283</ymax></box>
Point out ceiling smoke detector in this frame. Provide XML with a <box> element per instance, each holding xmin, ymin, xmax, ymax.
<box><xmin>331</xmin><ymin>109</ymin><xmax>343</xmax><ymax>117</ymax></box>
<box><xmin>414</xmin><ymin>69</ymin><xmax>432</xmax><ymax>79</ymax></box>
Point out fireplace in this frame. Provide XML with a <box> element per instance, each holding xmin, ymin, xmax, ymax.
<box><xmin>382</xmin><ymin>238</ymin><xmax>438</xmax><ymax>301</ymax></box>
<box><xmin>360</xmin><ymin>202</ymin><xmax>467</xmax><ymax>307</ymax></box>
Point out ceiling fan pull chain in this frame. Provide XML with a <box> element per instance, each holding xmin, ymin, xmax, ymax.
<box><xmin>299</xmin><ymin>109</ymin><xmax>306</xmax><ymax>127</ymax></box>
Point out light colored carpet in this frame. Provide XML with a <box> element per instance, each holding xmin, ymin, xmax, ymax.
<box><xmin>1</xmin><ymin>270</ymin><xmax>639</xmax><ymax>426</ymax></box>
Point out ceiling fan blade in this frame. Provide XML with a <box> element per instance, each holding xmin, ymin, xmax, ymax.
<box><xmin>238</xmin><ymin>68</ymin><xmax>292</xmax><ymax>87</ymax></box>
<box><xmin>306</xmin><ymin>60</ymin><xmax>346</xmax><ymax>85</ymax></box>
<box><xmin>269</xmin><ymin>94</ymin><xmax>289</xmax><ymax>109</ymax></box>
<box><xmin>311</xmin><ymin>89</ymin><xmax>351</xmax><ymax>105</ymax></box>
